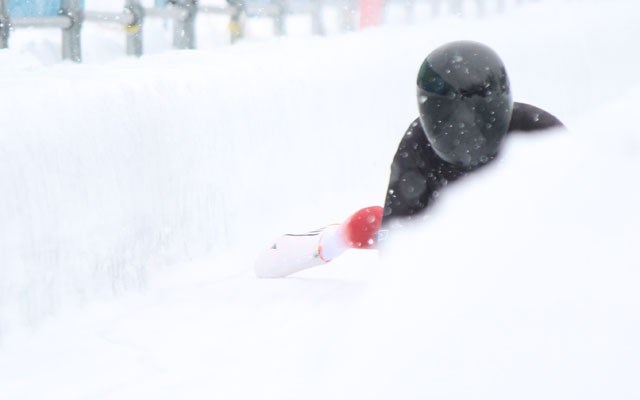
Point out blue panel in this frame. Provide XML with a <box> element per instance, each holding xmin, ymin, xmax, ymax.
<box><xmin>7</xmin><ymin>0</ymin><xmax>85</xmax><ymax>18</ymax></box>
<box><xmin>8</xmin><ymin>0</ymin><xmax>60</xmax><ymax>18</ymax></box>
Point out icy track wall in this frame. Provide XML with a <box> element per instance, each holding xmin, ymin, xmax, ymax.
<box><xmin>0</xmin><ymin>41</ymin><xmax>410</xmax><ymax>335</ymax></box>
<box><xmin>2</xmin><ymin>0</ymin><xmax>639</xmax><ymax>336</ymax></box>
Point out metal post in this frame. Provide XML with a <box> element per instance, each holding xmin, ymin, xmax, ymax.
<box><xmin>273</xmin><ymin>0</ymin><xmax>286</xmax><ymax>36</ymax></box>
<box><xmin>404</xmin><ymin>0</ymin><xmax>415</xmax><ymax>24</ymax></box>
<box><xmin>60</xmin><ymin>0</ymin><xmax>83</xmax><ymax>62</ymax></box>
<box><xmin>310</xmin><ymin>0</ymin><xmax>324</xmax><ymax>35</ymax></box>
<box><xmin>125</xmin><ymin>0</ymin><xmax>144</xmax><ymax>57</ymax></box>
<box><xmin>0</xmin><ymin>0</ymin><xmax>9</xmax><ymax>49</ymax></box>
<box><xmin>228</xmin><ymin>3</ymin><xmax>245</xmax><ymax>44</ymax></box>
<box><xmin>339</xmin><ymin>0</ymin><xmax>356</xmax><ymax>32</ymax></box>
<box><xmin>172</xmin><ymin>0</ymin><xmax>197</xmax><ymax>49</ymax></box>
<box><xmin>431</xmin><ymin>0</ymin><xmax>442</xmax><ymax>18</ymax></box>
<box><xmin>448</xmin><ymin>0</ymin><xmax>463</xmax><ymax>16</ymax></box>
<box><xmin>475</xmin><ymin>0</ymin><xmax>486</xmax><ymax>17</ymax></box>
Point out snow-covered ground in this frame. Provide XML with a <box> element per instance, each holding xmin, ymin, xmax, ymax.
<box><xmin>1</xmin><ymin>0</ymin><xmax>639</xmax><ymax>398</ymax></box>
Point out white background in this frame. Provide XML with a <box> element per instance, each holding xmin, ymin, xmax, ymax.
<box><xmin>1</xmin><ymin>0</ymin><xmax>639</xmax><ymax>398</ymax></box>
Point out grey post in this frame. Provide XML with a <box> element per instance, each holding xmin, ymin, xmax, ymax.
<box><xmin>0</xmin><ymin>0</ymin><xmax>9</xmax><ymax>49</ymax></box>
<box><xmin>448</xmin><ymin>0</ymin><xmax>463</xmax><ymax>16</ymax></box>
<box><xmin>273</xmin><ymin>0</ymin><xmax>287</xmax><ymax>36</ymax></box>
<box><xmin>310</xmin><ymin>0</ymin><xmax>325</xmax><ymax>36</ymax></box>
<box><xmin>228</xmin><ymin>3</ymin><xmax>245</xmax><ymax>44</ymax></box>
<box><xmin>125</xmin><ymin>0</ymin><xmax>144</xmax><ymax>56</ymax></box>
<box><xmin>404</xmin><ymin>0</ymin><xmax>416</xmax><ymax>24</ymax></box>
<box><xmin>339</xmin><ymin>0</ymin><xmax>356</xmax><ymax>32</ymax></box>
<box><xmin>430</xmin><ymin>0</ymin><xmax>442</xmax><ymax>18</ymax></box>
<box><xmin>60</xmin><ymin>0</ymin><xmax>83</xmax><ymax>62</ymax></box>
<box><xmin>173</xmin><ymin>0</ymin><xmax>197</xmax><ymax>49</ymax></box>
<box><xmin>475</xmin><ymin>0</ymin><xmax>486</xmax><ymax>17</ymax></box>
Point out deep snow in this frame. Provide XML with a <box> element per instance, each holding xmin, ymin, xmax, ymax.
<box><xmin>1</xmin><ymin>0</ymin><xmax>639</xmax><ymax>398</ymax></box>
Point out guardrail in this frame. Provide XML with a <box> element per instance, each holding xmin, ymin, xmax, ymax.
<box><xmin>0</xmin><ymin>0</ymin><xmax>535</xmax><ymax>62</ymax></box>
<box><xmin>85</xmin><ymin>1</ymin><xmax>143</xmax><ymax>56</ymax></box>
<box><xmin>0</xmin><ymin>1</ymin><xmax>10</xmax><ymax>49</ymax></box>
<box><xmin>0</xmin><ymin>0</ymin><xmax>82</xmax><ymax>61</ymax></box>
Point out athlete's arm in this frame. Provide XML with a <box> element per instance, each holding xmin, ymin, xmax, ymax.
<box><xmin>509</xmin><ymin>102</ymin><xmax>565</xmax><ymax>133</ymax></box>
<box><xmin>382</xmin><ymin>119</ymin><xmax>466</xmax><ymax>226</ymax></box>
<box><xmin>383</xmin><ymin>121</ymin><xmax>434</xmax><ymax>223</ymax></box>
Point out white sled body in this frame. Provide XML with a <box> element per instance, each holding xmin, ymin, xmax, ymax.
<box><xmin>254</xmin><ymin>229</ymin><xmax>331</xmax><ymax>278</ymax></box>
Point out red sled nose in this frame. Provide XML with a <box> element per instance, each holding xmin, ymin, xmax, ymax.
<box><xmin>342</xmin><ymin>206</ymin><xmax>383</xmax><ymax>249</ymax></box>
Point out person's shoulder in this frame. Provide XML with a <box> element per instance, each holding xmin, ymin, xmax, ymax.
<box><xmin>509</xmin><ymin>102</ymin><xmax>565</xmax><ymax>133</ymax></box>
<box><xmin>394</xmin><ymin>118</ymin><xmax>434</xmax><ymax>160</ymax></box>
<box><xmin>393</xmin><ymin>118</ymin><xmax>461</xmax><ymax>176</ymax></box>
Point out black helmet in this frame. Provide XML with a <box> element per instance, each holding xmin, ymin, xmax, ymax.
<box><xmin>416</xmin><ymin>41</ymin><xmax>513</xmax><ymax>169</ymax></box>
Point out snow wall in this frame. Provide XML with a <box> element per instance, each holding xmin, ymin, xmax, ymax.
<box><xmin>1</xmin><ymin>0</ymin><xmax>638</xmax><ymax>336</ymax></box>
<box><xmin>0</xmin><ymin>38</ymin><xmax>412</xmax><ymax>335</ymax></box>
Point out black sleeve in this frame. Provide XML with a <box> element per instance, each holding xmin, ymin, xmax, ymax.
<box><xmin>508</xmin><ymin>102</ymin><xmax>565</xmax><ymax>133</ymax></box>
<box><xmin>382</xmin><ymin>119</ymin><xmax>466</xmax><ymax>227</ymax></box>
<box><xmin>382</xmin><ymin>104</ymin><xmax>563</xmax><ymax>228</ymax></box>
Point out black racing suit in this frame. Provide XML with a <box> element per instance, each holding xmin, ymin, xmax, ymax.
<box><xmin>382</xmin><ymin>102</ymin><xmax>564</xmax><ymax>226</ymax></box>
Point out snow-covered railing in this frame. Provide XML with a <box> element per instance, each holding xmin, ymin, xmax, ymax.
<box><xmin>153</xmin><ymin>0</ymin><xmax>323</xmax><ymax>45</ymax></box>
<box><xmin>84</xmin><ymin>0</ymin><xmax>204</xmax><ymax>55</ymax></box>
<box><xmin>155</xmin><ymin>0</ymin><xmax>200</xmax><ymax>49</ymax></box>
<box><xmin>383</xmin><ymin>0</ymin><xmax>530</xmax><ymax>22</ymax></box>
<box><xmin>0</xmin><ymin>0</ymin><xmax>83</xmax><ymax>61</ymax></box>
<box><xmin>0</xmin><ymin>0</ymin><xmax>537</xmax><ymax>62</ymax></box>
<box><xmin>0</xmin><ymin>2</ymin><xmax>7</xmax><ymax>49</ymax></box>
<box><xmin>287</xmin><ymin>0</ymin><xmax>325</xmax><ymax>35</ymax></box>
<box><xmin>84</xmin><ymin>0</ymin><xmax>143</xmax><ymax>56</ymax></box>
<box><xmin>85</xmin><ymin>0</ymin><xmax>235</xmax><ymax>51</ymax></box>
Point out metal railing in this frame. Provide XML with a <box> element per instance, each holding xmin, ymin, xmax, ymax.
<box><xmin>84</xmin><ymin>0</ymin><xmax>143</xmax><ymax>56</ymax></box>
<box><xmin>0</xmin><ymin>0</ymin><xmax>82</xmax><ymax>61</ymax></box>
<box><xmin>0</xmin><ymin>0</ymin><xmax>538</xmax><ymax>62</ymax></box>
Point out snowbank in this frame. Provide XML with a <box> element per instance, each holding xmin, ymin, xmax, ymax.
<box><xmin>0</xmin><ymin>1</ymin><xmax>639</xmax><ymax>398</ymax></box>
<box><xmin>0</xmin><ymin>40</ymin><xmax>407</xmax><ymax>333</ymax></box>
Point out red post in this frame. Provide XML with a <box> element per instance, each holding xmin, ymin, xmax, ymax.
<box><xmin>359</xmin><ymin>0</ymin><xmax>383</xmax><ymax>29</ymax></box>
